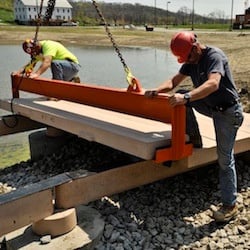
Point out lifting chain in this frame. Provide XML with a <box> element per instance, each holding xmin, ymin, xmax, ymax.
<box><xmin>34</xmin><ymin>0</ymin><xmax>56</xmax><ymax>41</ymax></box>
<box><xmin>92</xmin><ymin>0</ymin><xmax>128</xmax><ymax>71</ymax></box>
<box><xmin>91</xmin><ymin>0</ymin><xmax>142</xmax><ymax>92</ymax></box>
<box><xmin>44</xmin><ymin>0</ymin><xmax>56</xmax><ymax>21</ymax></box>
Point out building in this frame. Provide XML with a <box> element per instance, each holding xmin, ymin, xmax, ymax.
<box><xmin>14</xmin><ymin>0</ymin><xmax>73</xmax><ymax>25</ymax></box>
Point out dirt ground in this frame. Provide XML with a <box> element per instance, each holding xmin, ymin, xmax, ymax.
<box><xmin>1</xmin><ymin>26</ymin><xmax>249</xmax><ymax>112</ymax></box>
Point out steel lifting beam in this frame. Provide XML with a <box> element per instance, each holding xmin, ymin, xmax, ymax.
<box><xmin>11</xmin><ymin>74</ymin><xmax>193</xmax><ymax>162</ymax></box>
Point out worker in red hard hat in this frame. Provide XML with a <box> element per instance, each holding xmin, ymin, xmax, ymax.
<box><xmin>15</xmin><ymin>38</ymin><xmax>80</xmax><ymax>83</ymax></box>
<box><xmin>22</xmin><ymin>39</ymin><xmax>42</xmax><ymax>57</ymax></box>
<box><xmin>170</xmin><ymin>31</ymin><xmax>198</xmax><ymax>63</ymax></box>
<box><xmin>145</xmin><ymin>31</ymin><xmax>244</xmax><ymax>223</ymax></box>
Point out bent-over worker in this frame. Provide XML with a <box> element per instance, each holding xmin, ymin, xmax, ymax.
<box><xmin>19</xmin><ymin>39</ymin><xmax>80</xmax><ymax>82</ymax></box>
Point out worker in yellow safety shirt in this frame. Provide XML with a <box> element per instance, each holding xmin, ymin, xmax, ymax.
<box><xmin>16</xmin><ymin>39</ymin><xmax>80</xmax><ymax>83</ymax></box>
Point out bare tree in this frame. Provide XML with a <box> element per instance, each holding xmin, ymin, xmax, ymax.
<box><xmin>177</xmin><ymin>6</ymin><xmax>192</xmax><ymax>25</ymax></box>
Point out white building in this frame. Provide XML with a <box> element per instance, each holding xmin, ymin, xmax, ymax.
<box><xmin>14</xmin><ymin>0</ymin><xmax>73</xmax><ymax>25</ymax></box>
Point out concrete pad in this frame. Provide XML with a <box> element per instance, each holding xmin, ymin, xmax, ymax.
<box><xmin>2</xmin><ymin>205</ymin><xmax>104</xmax><ymax>249</ymax></box>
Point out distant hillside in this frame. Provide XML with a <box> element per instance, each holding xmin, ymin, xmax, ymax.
<box><xmin>0</xmin><ymin>0</ymin><xmax>13</xmax><ymax>23</ymax></box>
<box><xmin>0</xmin><ymin>0</ymin><xmax>228</xmax><ymax>26</ymax></box>
<box><xmin>0</xmin><ymin>0</ymin><xmax>13</xmax><ymax>10</ymax></box>
<box><xmin>69</xmin><ymin>1</ymin><xmax>219</xmax><ymax>26</ymax></box>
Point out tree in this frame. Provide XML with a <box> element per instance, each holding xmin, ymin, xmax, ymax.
<box><xmin>177</xmin><ymin>6</ymin><xmax>192</xmax><ymax>25</ymax></box>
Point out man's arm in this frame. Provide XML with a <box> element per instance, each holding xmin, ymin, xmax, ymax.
<box><xmin>145</xmin><ymin>73</ymin><xmax>186</xmax><ymax>97</ymax></box>
<box><xmin>169</xmin><ymin>72</ymin><xmax>221</xmax><ymax>106</ymax></box>
<box><xmin>188</xmin><ymin>72</ymin><xmax>221</xmax><ymax>100</ymax></box>
<box><xmin>29</xmin><ymin>55</ymin><xmax>52</xmax><ymax>78</ymax></box>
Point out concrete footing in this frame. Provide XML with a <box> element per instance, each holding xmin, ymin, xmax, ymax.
<box><xmin>29</xmin><ymin>128</ymin><xmax>72</xmax><ymax>161</ymax></box>
<box><xmin>1</xmin><ymin>205</ymin><xmax>104</xmax><ymax>249</ymax></box>
<box><xmin>32</xmin><ymin>208</ymin><xmax>77</xmax><ymax>237</ymax></box>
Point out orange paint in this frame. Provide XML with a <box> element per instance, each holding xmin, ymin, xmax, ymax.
<box><xmin>11</xmin><ymin>74</ymin><xmax>193</xmax><ymax>162</ymax></box>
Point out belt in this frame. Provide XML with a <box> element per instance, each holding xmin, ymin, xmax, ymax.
<box><xmin>66</xmin><ymin>58</ymin><xmax>76</xmax><ymax>63</ymax></box>
<box><xmin>212</xmin><ymin>99</ymin><xmax>238</xmax><ymax>112</ymax></box>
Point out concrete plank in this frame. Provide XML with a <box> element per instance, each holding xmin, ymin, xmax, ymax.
<box><xmin>0</xmin><ymin>98</ymin><xmax>249</xmax><ymax>163</ymax></box>
<box><xmin>0</xmin><ymin>98</ymin><xmax>174</xmax><ymax>160</ymax></box>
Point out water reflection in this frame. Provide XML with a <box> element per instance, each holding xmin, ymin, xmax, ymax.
<box><xmin>72</xmin><ymin>46</ymin><xmax>179</xmax><ymax>89</ymax></box>
<box><xmin>0</xmin><ymin>45</ymin><xmax>179</xmax><ymax>100</ymax></box>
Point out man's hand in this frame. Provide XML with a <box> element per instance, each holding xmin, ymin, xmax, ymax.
<box><xmin>11</xmin><ymin>71</ymin><xmax>21</xmax><ymax>76</ymax></box>
<box><xmin>168</xmin><ymin>93</ymin><xmax>186</xmax><ymax>107</ymax></box>
<box><xmin>28</xmin><ymin>72</ymin><xmax>40</xmax><ymax>79</ymax></box>
<box><xmin>144</xmin><ymin>90</ymin><xmax>158</xmax><ymax>98</ymax></box>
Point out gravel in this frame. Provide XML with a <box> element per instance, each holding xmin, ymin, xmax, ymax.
<box><xmin>0</xmin><ymin>136</ymin><xmax>249</xmax><ymax>249</ymax></box>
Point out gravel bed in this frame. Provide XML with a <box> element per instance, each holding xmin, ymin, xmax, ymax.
<box><xmin>0</xmin><ymin>136</ymin><xmax>249</xmax><ymax>250</ymax></box>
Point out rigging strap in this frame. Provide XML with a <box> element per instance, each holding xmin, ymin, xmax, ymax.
<box><xmin>91</xmin><ymin>0</ymin><xmax>142</xmax><ymax>92</ymax></box>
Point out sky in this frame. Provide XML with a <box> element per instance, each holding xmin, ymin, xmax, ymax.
<box><xmin>102</xmin><ymin>0</ymin><xmax>248</xmax><ymax>18</ymax></box>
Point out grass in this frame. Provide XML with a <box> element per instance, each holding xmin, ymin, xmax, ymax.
<box><xmin>0</xmin><ymin>22</ymin><xmax>246</xmax><ymax>32</ymax></box>
<box><xmin>0</xmin><ymin>133</ymin><xmax>30</xmax><ymax>169</ymax></box>
<box><xmin>159</xmin><ymin>23</ymin><xmax>233</xmax><ymax>31</ymax></box>
<box><xmin>0</xmin><ymin>24</ymin><xmax>167</xmax><ymax>40</ymax></box>
<box><xmin>0</xmin><ymin>24</ymin><xmax>248</xmax><ymax>37</ymax></box>
<box><xmin>0</xmin><ymin>9</ymin><xmax>14</xmax><ymax>23</ymax></box>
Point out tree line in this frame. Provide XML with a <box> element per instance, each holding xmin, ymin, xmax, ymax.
<box><xmin>69</xmin><ymin>1</ymin><xmax>229</xmax><ymax>26</ymax></box>
<box><xmin>0</xmin><ymin>0</ymin><xmax>230</xmax><ymax>26</ymax></box>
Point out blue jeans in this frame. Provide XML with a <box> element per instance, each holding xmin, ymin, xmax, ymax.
<box><xmin>51</xmin><ymin>60</ymin><xmax>80</xmax><ymax>81</ymax></box>
<box><xmin>189</xmin><ymin>100</ymin><xmax>244</xmax><ymax>206</ymax></box>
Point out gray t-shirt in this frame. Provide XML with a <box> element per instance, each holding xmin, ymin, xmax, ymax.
<box><xmin>179</xmin><ymin>46</ymin><xmax>239</xmax><ymax>107</ymax></box>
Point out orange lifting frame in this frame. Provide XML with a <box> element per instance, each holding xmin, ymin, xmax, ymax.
<box><xmin>11</xmin><ymin>74</ymin><xmax>193</xmax><ymax>162</ymax></box>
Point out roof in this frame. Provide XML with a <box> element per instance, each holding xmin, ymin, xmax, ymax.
<box><xmin>20</xmin><ymin>0</ymin><xmax>72</xmax><ymax>8</ymax></box>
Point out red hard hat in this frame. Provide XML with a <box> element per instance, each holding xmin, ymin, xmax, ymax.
<box><xmin>170</xmin><ymin>31</ymin><xmax>197</xmax><ymax>63</ymax></box>
<box><xmin>22</xmin><ymin>39</ymin><xmax>41</xmax><ymax>56</ymax></box>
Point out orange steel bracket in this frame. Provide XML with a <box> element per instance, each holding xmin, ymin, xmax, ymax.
<box><xmin>126</xmin><ymin>77</ymin><xmax>143</xmax><ymax>93</ymax></box>
<box><xmin>154</xmin><ymin>105</ymin><xmax>193</xmax><ymax>163</ymax></box>
<box><xmin>11</xmin><ymin>74</ymin><xmax>193</xmax><ymax>162</ymax></box>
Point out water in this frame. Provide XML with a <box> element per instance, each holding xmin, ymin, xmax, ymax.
<box><xmin>0</xmin><ymin>45</ymin><xmax>179</xmax><ymax>168</ymax></box>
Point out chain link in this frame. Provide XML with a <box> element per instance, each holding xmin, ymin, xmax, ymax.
<box><xmin>92</xmin><ymin>0</ymin><xmax>129</xmax><ymax>71</ymax></box>
<box><xmin>34</xmin><ymin>0</ymin><xmax>55</xmax><ymax>42</ymax></box>
<box><xmin>44</xmin><ymin>0</ymin><xmax>56</xmax><ymax>21</ymax></box>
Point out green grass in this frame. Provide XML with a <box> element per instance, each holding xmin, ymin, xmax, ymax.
<box><xmin>0</xmin><ymin>134</ymin><xmax>30</xmax><ymax>169</ymax></box>
<box><xmin>0</xmin><ymin>0</ymin><xmax>13</xmax><ymax>10</ymax></box>
<box><xmin>0</xmin><ymin>9</ymin><xmax>14</xmax><ymax>23</ymax></box>
<box><xmin>0</xmin><ymin>22</ymin><xmax>244</xmax><ymax>34</ymax></box>
<box><xmin>165</xmin><ymin>23</ymin><xmax>232</xmax><ymax>31</ymax></box>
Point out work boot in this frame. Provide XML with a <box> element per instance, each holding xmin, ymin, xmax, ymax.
<box><xmin>212</xmin><ymin>204</ymin><xmax>238</xmax><ymax>222</ymax></box>
<box><xmin>72</xmin><ymin>76</ymin><xmax>81</xmax><ymax>83</ymax></box>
